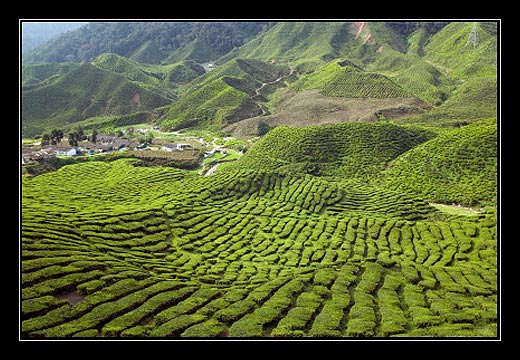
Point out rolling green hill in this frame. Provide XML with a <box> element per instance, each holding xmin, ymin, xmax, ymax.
<box><xmin>291</xmin><ymin>61</ymin><xmax>410</xmax><ymax>98</ymax></box>
<box><xmin>21</xmin><ymin>156</ymin><xmax>497</xmax><ymax>338</ymax></box>
<box><xmin>395</xmin><ymin>76</ymin><xmax>497</xmax><ymax>127</ymax></box>
<box><xmin>91</xmin><ymin>53</ymin><xmax>205</xmax><ymax>98</ymax></box>
<box><xmin>21</xmin><ymin>62</ymin><xmax>80</xmax><ymax>87</ymax></box>
<box><xmin>21</xmin><ymin>21</ymin><xmax>497</xmax><ymax>137</ymax></box>
<box><xmin>20</xmin><ymin>21</ymin><xmax>498</xmax><ymax>339</ymax></box>
<box><xmin>159</xmin><ymin>59</ymin><xmax>290</xmax><ymax>131</ymax></box>
<box><xmin>21</xmin><ymin>63</ymin><xmax>170</xmax><ymax>137</ymax></box>
<box><xmin>227</xmin><ymin>122</ymin><xmax>435</xmax><ymax>180</ymax></box>
<box><xmin>383</xmin><ymin>118</ymin><xmax>497</xmax><ymax>207</ymax></box>
<box><xmin>423</xmin><ymin>22</ymin><xmax>497</xmax><ymax>79</ymax></box>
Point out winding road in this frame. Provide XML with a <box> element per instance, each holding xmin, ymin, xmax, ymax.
<box><xmin>251</xmin><ymin>63</ymin><xmax>296</xmax><ymax>117</ymax></box>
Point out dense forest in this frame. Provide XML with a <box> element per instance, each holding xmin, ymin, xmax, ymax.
<box><xmin>23</xmin><ymin>22</ymin><xmax>276</xmax><ymax>64</ymax></box>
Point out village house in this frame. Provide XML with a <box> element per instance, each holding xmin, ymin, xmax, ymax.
<box><xmin>161</xmin><ymin>143</ymin><xmax>178</xmax><ymax>152</ymax></box>
<box><xmin>89</xmin><ymin>136</ymin><xmax>137</xmax><ymax>153</ymax></box>
<box><xmin>41</xmin><ymin>145</ymin><xmax>80</xmax><ymax>157</ymax></box>
<box><xmin>176</xmin><ymin>143</ymin><xmax>192</xmax><ymax>151</ymax></box>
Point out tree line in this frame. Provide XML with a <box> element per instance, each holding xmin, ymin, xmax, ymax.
<box><xmin>40</xmin><ymin>126</ymin><xmax>98</xmax><ymax>147</ymax></box>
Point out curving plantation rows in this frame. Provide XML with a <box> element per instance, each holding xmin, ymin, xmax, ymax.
<box><xmin>21</xmin><ymin>159</ymin><xmax>497</xmax><ymax>337</ymax></box>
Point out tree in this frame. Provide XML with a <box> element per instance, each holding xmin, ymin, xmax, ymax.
<box><xmin>41</xmin><ymin>133</ymin><xmax>51</xmax><ymax>146</ymax></box>
<box><xmin>50</xmin><ymin>129</ymin><xmax>64</xmax><ymax>145</ymax></box>
<box><xmin>90</xmin><ymin>128</ymin><xmax>98</xmax><ymax>143</ymax></box>
<box><xmin>74</xmin><ymin>125</ymin><xmax>85</xmax><ymax>140</ymax></box>
<box><xmin>258</xmin><ymin>121</ymin><xmax>273</xmax><ymax>136</ymax></box>
<box><xmin>68</xmin><ymin>131</ymin><xmax>79</xmax><ymax>147</ymax></box>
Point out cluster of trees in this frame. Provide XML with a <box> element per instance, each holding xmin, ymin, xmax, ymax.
<box><xmin>40</xmin><ymin>125</ymin><xmax>159</xmax><ymax>149</ymax></box>
<box><xmin>40</xmin><ymin>126</ymin><xmax>98</xmax><ymax>146</ymax></box>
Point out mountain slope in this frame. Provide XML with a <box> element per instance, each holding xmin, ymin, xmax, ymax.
<box><xmin>383</xmin><ymin>118</ymin><xmax>497</xmax><ymax>207</ymax></box>
<box><xmin>217</xmin><ymin>22</ymin><xmax>411</xmax><ymax>71</ymax></box>
<box><xmin>21</xmin><ymin>62</ymin><xmax>80</xmax><ymax>87</ymax></box>
<box><xmin>20</xmin><ymin>21</ymin><xmax>498</xmax><ymax>137</ymax></box>
<box><xmin>21</xmin><ymin>22</ymin><xmax>87</xmax><ymax>53</ymax></box>
<box><xmin>90</xmin><ymin>53</ymin><xmax>205</xmax><ymax>98</ymax></box>
<box><xmin>159</xmin><ymin>59</ymin><xmax>291</xmax><ymax>131</ymax></box>
<box><xmin>396</xmin><ymin>76</ymin><xmax>497</xmax><ymax>127</ymax></box>
<box><xmin>21</xmin><ymin>63</ymin><xmax>170</xmax><ymax>137</ymax></box>
<box><xmin>227</xmin><ymin>122</ymin><xmax>435</xmax><ymax>180</ymax></box>
<box><xmin>23</xmin><ymin>22</ymin><xmax>273</xmax><ymax>64</ymax></box>
<box><xmin>423</xmin><ymin>22</ymin><xmax>497</xmax><ymax>79</ymax></box>
<box><xmin>291</xmin><ymin>61</ymin><xmax>411</xmax><ymax>98</ymax></box>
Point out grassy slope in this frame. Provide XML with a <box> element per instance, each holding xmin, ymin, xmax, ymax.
<box><xmin>218</xmin><ymin>22</ymin><xmax>407</xmax><ymax>71</ymax></box>
<box><xmin>21</xmin><ymin>63</ymin><xmax>171</xmax><ymax>137</ymax></box>
<box><xmin>228</xmin><ymin>122</ymin><xmax>435</xmax><ymax>180</ymax></box>
<box><xmin>91</xmin><ymin>53</ymin><xmax>177</xmax><ymax>100</ymax></box>
<box><xmin>21</xmin><ymin>62</ymin><xmax>80</xmax><ymax>87</ymax></box>
<box><xmin>159</xmin><ymin>59</ymin><xmax>289</xmax><ymax>131</ymax></box>
<box><xmin>412</xmin><ymin>22</ymin><xmax>497</xmax><ymax>126</ymax></box>
<box><xmin>397</xmin><ymin>76</ymin><xmax>497</xmax><ymax>127</ymax></box>
<box><xmin>291</xmin><ymin>61</ymin><xmax>410</xmax><ymax>98</ymax></box>
<box><xmin>423</xmin><ymin>22</ymin><xmax>497</xmax><ymax>79</ymax></box>
<box><xmin>129</xmin><ymin>40</ymin><xmax>164</xmax><ymax>64</ymax></box>
<box><xmin>21</xmin><ymin>149</ymin><xmax>497</xmax><ymax>338</ymax></box>
<box><xmin>383</xmin><ymin>118</ymin><xmax>497</xmax><ymax>207</ymax></box>
<box><xmin>20</xmin><ymin>21</ymin><xmax>497</xmax><ymax>339</ymax></box>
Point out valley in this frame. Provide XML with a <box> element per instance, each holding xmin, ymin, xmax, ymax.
<box><xmin>20</xmin><ymin>20</ymin><xmax>498</xmax><ymax>339</ymax></box>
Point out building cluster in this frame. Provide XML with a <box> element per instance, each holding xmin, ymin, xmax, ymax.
<box><xmin>21</xmin><ymin>134</ymin><xmax>197</xmax><ymax>166</ymax></box>
<box><xmin>21</xmin><ymin>135</ymin><xmax>141</xmax><ymax>165</ymax></box>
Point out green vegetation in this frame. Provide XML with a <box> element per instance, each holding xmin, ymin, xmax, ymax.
<box><xmin>21</xmin><ymin>63</ymin><xmax>170</xmax><ymax>138</ymax></box>
<box><xmin>423</xmin><ymin>22</ymin><xmax>497</xmax><ymax>79</ymax></box>
<box><xmin>160</xmin><ymin>59</ymin><xmax>290</xmax><ymax>131</ymax></box>
<box><xmin>218</xmin><ymin>22</ymin><xmax>409</xmax><ymax>70</ymax></box>
<box><xmin>397</xmin><ymin>76</ymin><xmax>497</xmax><ymax>127</ymax></box>
<box><xmin>292</xmin><ymin>62</ymin><xmax>409</xmax><ymax>98</ymax></box>
<box><xmin>24</xmin><ymin>22</ymin><xmax>273</xmax><ymax>64</ymax></box>
<box><xmin>20</xmin><ymin>21</ymin><xmax>498</xmax><ymax>339</ymax></box>
<box><xmin>229</xmin><ymin>122</ymin><xmax>435</xmax><ymax>180</ymax></box>
<box><xmin>21</xmin><ymin>148</ymin><xmax>497</xmax><ymax>337</ymax></box>
<box><xmin>384</xmin><ymin>118</ymin><xmax>497</xmax><ymax>207</ymax></box>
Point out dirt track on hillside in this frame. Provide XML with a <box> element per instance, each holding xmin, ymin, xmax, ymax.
<box><xmin>224</xmin><ymin>89</ymin><xmax>431</xmax><ymax>138</ymax></box>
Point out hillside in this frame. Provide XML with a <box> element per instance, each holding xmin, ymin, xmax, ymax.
<box><xmin>21</xmin><ymin>21</ymin><xmax>497</xmax><ymax>138</ymax></box>
<box><xmin>223</xmin><ymin>60</ymin><xmax>429</xmax><ymax>137</ymax></box>
<box><xmin>21</xmin><ymin>157</ymin><xmax>497</xmax><ymax>338</ymax></box>
<box><xmin>159</xmin><ymin>59</ymin><xmax>291</xmax><ymax>131</ymax></box>
<box><xmin>21</xmin><ymin>62</ymin><xmax>80</xmax><ymax>87</ymax></box>
<box><xmin>291</xmin><ymin>61</ymin><xmax>410</xmax><ymax>98</ymax></box>
<box><xmin>20</xmin><ymin>20</ymin><xmax>499</xmax><ymax>339</ymax></box>
<box><xmin>227</xmin><ymin>122</ymin><xmax>435</xmax><ymax>180</ymax></box>
<box><xmin>23</xmin><ymin>22</ymin><xmax>273</xmax><ymax>64</ymax></box>
<box><xmin>21</xmin><ymin>63</ymin><xmax>170</xmax><ymax>137</ymax></box>
<box><xmin>218</xmin><ymin>22</ymin><xmax>415</xmax><ymax>71</ymax></box>
<box><xmin>383</xmin><ymin>118</ymin><xmax>497</xmax><ymax>207</ymax></box>
<box><xmin>224</xmin><ymin>21</ymin><xmax>496</xmax><ymax>137</ymax></box>
<box><xmin>423</xmin><ymin>22</ymin><xmax>497</xmax><ymax>79</ymax></box>
<box><xmin>395</xmin><ymin>76</ymin><xmax>497</xmax><ymax>127</ymax></box>
<box><xmin>21</xmin><ymin>22</ymin><xmax>87</xmax><ymax>53</ymax></box>
<box><xmin>91</xmin><ymin>53</ymin><xmax>204</xmax><ymax>96</ymax></box>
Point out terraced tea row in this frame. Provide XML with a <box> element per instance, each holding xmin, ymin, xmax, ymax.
<box><xmin>22</xmin><ymin>225</ymin><xmax>496</xmax><ymax>338</ymax></box>
<box><xmin>21</xmin><ymin>159</ymin><xmax>496</xmax><ymax>337</ymax></box>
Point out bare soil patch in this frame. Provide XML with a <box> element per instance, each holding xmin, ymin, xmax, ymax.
<box><xmin>224</xmin><ymin>90</ymin><xmax>430</xmax><ymax>138</ymax></box>
<box><xmin>57</xmin><ymin>289</ymin><xmax>86</xmax><ymax>305</ymax></box>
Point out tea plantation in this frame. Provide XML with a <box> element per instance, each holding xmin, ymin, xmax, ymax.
<box><xmin>21</xmin><ymin>126</ymin><xmax>497</xmax><ymax>337</ymax></box>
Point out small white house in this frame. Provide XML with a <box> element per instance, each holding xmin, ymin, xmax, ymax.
<box><xmin>60</xmin><ymin>147</ymin><xmax>80</xmax><ymax>156</ymax></box>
